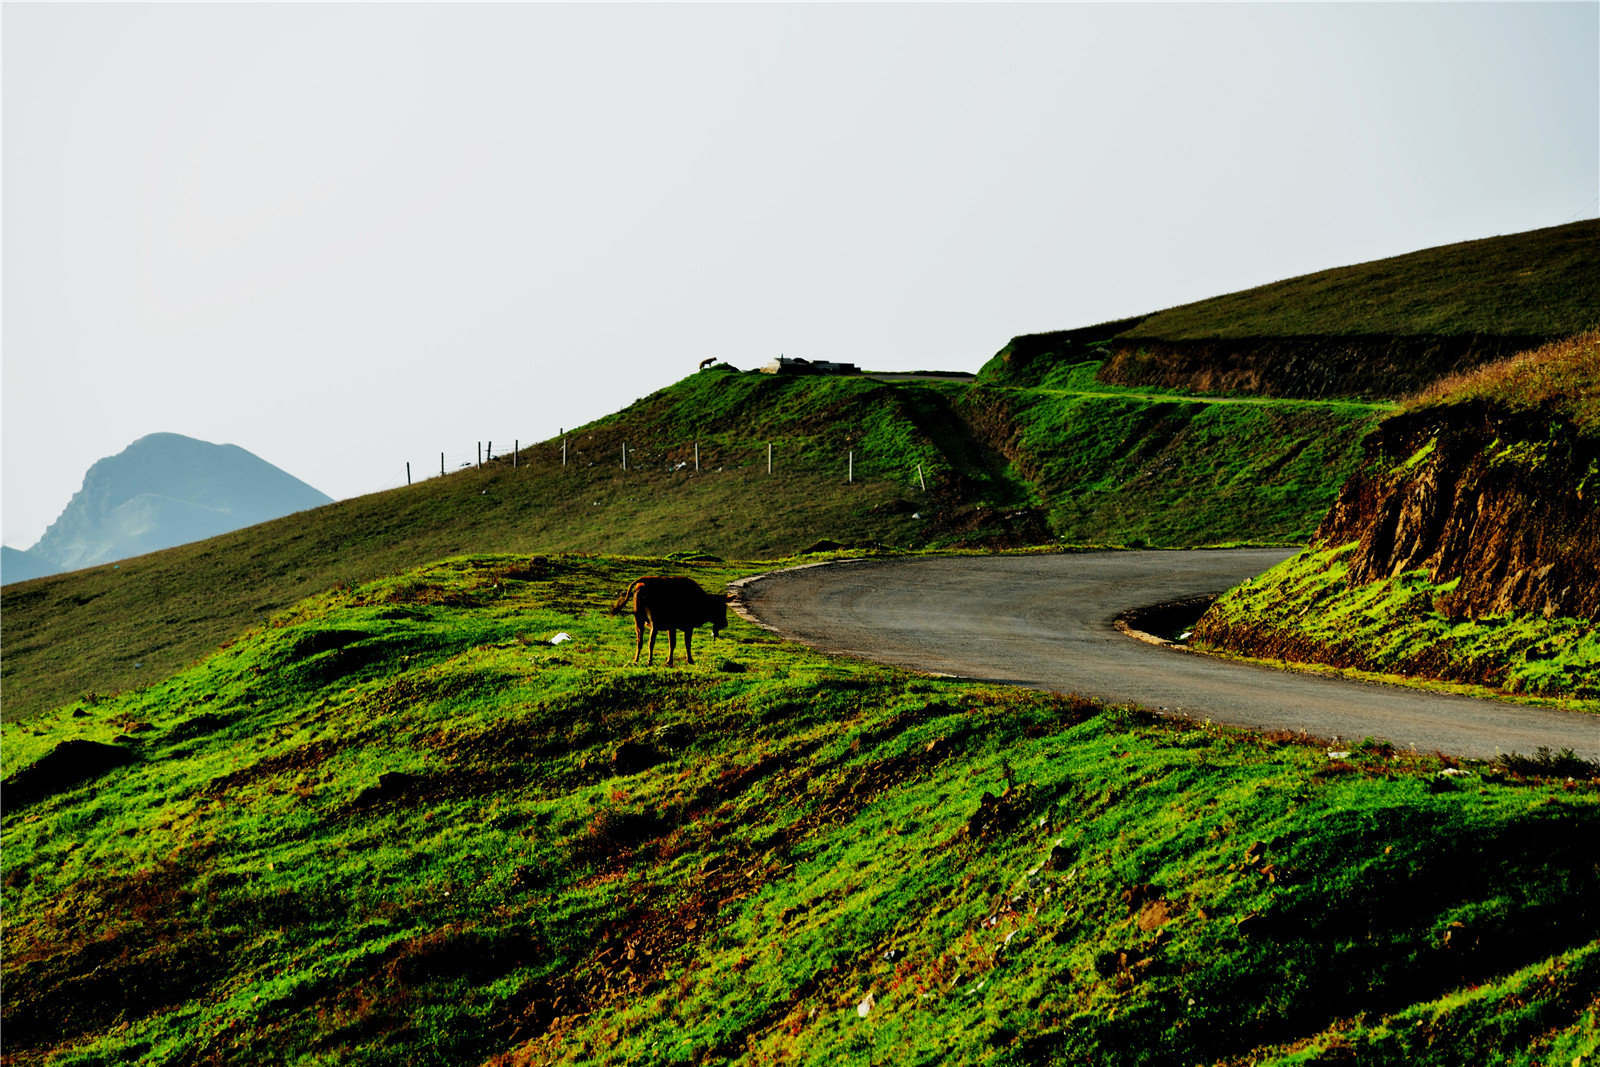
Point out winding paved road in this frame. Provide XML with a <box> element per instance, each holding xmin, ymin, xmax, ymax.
<box><xmin>732</xmin><ymin>551</ymin><xmax>1600</xmax><ymax>762</ymax></box>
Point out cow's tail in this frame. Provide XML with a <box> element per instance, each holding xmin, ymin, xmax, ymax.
<box><xmin>609</xmin><ymin>580</ymin><xmax>645</xmax><ymax>617</ymax></box>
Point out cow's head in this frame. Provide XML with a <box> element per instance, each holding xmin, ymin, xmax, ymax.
<box><xmin>710</xmin><ymin>592</ymin><xmax>732</xmax><ymax>638</ymax></box>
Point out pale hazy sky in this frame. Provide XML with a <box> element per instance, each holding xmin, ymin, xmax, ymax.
<box><xmin>4</xmin><ymin>3</ymin><xmax>1596</xmax><ymax>549</ymax></box>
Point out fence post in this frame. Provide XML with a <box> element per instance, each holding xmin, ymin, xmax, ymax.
<box><xmin>488</xmin><ymin>441</ymin><xmax>493</xmax><ymax>462</ymax></box>
<box><xmin>441</xmin><ymin>452</ymin><xmax>445</xmax><ymax>477</ymax></box>
<box><xmin>623</xmin><ymin>443</ymin><xmax>628</xmax><ymax>471</ymax></box>
<box><xmin>767</xmin><ymin>443</ymin><xmax>772</xmax><ymax>474</ymax></box>
<box><xmin>849</xmin><ymin>451</ymin><xmax>854</xmax><ymax>483</ymax></box>
<box><xmin>694</xmin><ymin>442</ymin><xmax>699</xmax><ymax>471</ymax></box>
<box><xmin>563</xmin><ymin>438</ymin><xmax>567</xmax><ymax>466</ymax></box>
<box><xmin>918</xmin><ymin>463</ymin><xmax>926</xmax><ymax>491</ymax></box>
<box><xmin>406</xmin><ymin>462</ymin><xmax>411</xmax><ymax>486</ymax></box>
<box><xmin>514</xmin><ymin>440</ymin><xmax>518</xmax><ymax>468</ymax></box>
<box><xmin>477</xmin><ymin>442</ymin><xmax>482</xmax><ymax>470</ymax></box>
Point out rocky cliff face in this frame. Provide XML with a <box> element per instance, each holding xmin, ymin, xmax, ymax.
<box><xmin>29</xmin><ymin>433</ymin><xmax>333</xmax><ymax>572</ymax></box>
<box><xmin>1317</xmin><ymin>400</ymin><xmax>1599</xmax><ymax>622</ymax></box>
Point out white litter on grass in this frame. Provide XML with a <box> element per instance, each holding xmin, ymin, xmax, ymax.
<box><xmin>1438</xmin><ymin>767</ymin><xmax>1471</xmax><ymax>777</ymax></box>
<box><xmin>549</xmin><ymin>633</ymin><xmax>572</xmax><ymax>645</ymax></box>
<box><xmin>1178</xmin><ymin>631</ymin><xmax>1194</xmax><ymax>642</ymax></box>
<box><xmin>857</xmin><ymin>992</ymin><xmax>875</xmax><ymax>1018</ymax></box>
<box><xmin>1327</xmin><ymin>751</ymin><xmax>1351</xmax><ymax>760</ymax></box>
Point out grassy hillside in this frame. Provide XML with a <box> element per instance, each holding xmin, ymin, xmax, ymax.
<box><xmin>2</xmin><ymin>367</ymin><xmax>1386</xmax><ymax>721</ymax></box>
<box><xmin>959</xmin><ymin>365</ymin><xmax>1383</xmax><ymax>546</ymax></box>
<box><xmin>1119</xmin><ymin>220</ymin><xmax>1599</xmax><ymax>340</ymax></box>
<box><xmin>5</xmin><ymin>554</ymin><xmax>1597</xmax><ymax>1066</ymax></box>
<box><xmin>1192</xmin><ymin>542</ymin><xmax>1600</xmax><ymax>703</ymax></box>
<box><xmin>982</xmin><ymin>221</ymin><xmax>1600</xmax><ymax>398</ymax></box>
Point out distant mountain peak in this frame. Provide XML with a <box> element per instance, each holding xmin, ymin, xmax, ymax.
<box><xmin>26</xmin><ymin>434</ymin><xmax>333</xmax><ymax>573</ymax></box>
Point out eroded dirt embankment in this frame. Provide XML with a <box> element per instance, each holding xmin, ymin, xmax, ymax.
<box><xmin>1317</xmin><ymin>400</ymin><xmax>1600</xmax><ymax>621</ymax></box>
<box><xmin>1192</xmin><ymin>398</ymin><xmax>1600</xmax><ymax>693</ymax></box>
<box><xmin>1097</xmin><ymin>335</ymin><xmax>1560</xmax><ymax>401</ymax></box>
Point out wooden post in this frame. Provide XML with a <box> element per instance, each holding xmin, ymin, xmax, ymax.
<box><xmin>918</xmin><ymin>463</ymin><xmax>926</xmax><ymax>491</ymax></box>
<box><xmin>513</xmin><ymin>440</ymin><xmax>518</xmax><ymax>468</ymax></box>
<box><xmin>477</xmin><ymin>442</ymin><xmax>482</xmax><ymax>470</ymax></box>
<box><xmin>848</xmin><ymin>451</ymin><xmax>853</xmax><ymax>483</ymax></box>
<box><xmin>488</xmin><ymin>441</ymin><xmax>493</xmax><ymax>462</ymax></box>
<box><xmin>767</xmin><ymin>443</ymin><xmax>772</xmax><ymax>474</ymax></box>
<box><xmin>406</xmin><ymin>462</ymin><xmax>411</xmax><ymax>486</ymax></box>
<box><xmin>562</xmin><ymin>438</ymin><xmax>567</xmax><ymax>466</ymax></box>
<box><xmin>441</xmin><ymin>452</ymin><xmax>445</xmax><ymax>477</ymax></box>
<box><xmin>694</xmin><ymin>442</ymin><xmax>699</xmax><ymax>471</ymax></box>
<box><xmin>622</xmin><ymin>443</ymin><xmax>628</xmax><ymax>471</ymax></box>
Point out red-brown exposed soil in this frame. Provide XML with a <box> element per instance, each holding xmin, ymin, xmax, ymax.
<box><xmin>1316</xmin><ymin>399</ymin><xmax>1600</xmax><ymax>622</ymax></box>
<box><xmin>1098</xmin><ymin>334</ymin><xmax>1561</xmax><ymax>401</ymax></box>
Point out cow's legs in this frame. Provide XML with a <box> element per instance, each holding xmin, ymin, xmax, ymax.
<box><xmin>632</xmin><ymin>616</ymin><xmax>645</xmax><ymax>664</ymax></box>
<box><xmin>683</xmin><ymin>628</ymin><xmax>694</xmax><ymax>665</ymax></box>
<box><xmin>666</xmin><ymin>628</ymin><xmax>678</xmax><ymax>667</ymax></box>
<box><xmin>648</xmin><ymin>622</ymin><xmax>659</xmax><ymax>666</ymax></box>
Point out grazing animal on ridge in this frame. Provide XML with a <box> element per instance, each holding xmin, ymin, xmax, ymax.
<box><xmin>610</xmin><ymin>576</ymin><xmax>731</xmax><ymax>666</ymax></box>
<box><xmin>698</xmin><ymin>357</ymin><xmax>716</xmax><ymax>370</ymax></box>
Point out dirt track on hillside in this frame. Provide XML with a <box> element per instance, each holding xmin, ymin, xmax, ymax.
<box><xmin>732</xmin><ymin>550</ymin><xmax>1600</xmax><ymax>762</ymax></box>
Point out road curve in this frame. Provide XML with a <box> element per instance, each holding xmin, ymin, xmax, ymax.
<box><xmin>732</xmin><ymin>551</ymin><xmax>1600</xmax><ymax>763</ymax></box>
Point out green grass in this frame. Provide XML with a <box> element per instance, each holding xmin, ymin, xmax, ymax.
<box><xmin>974</xmin><ymin>380</ymin><xmax>1384</xmax><ymax>545</ymax></box>
<box><xmin>1115</xmin><ymin>221</ymin><xmax>1598</xmax><ymax>341</ymax></box>
<box><xmin>1193</xmin><ymin>543</ymin><xmax>1600</xmax><ymax>704</ymax></box>
<box><xmin>1408</xmin><ymin>331</ymin><xmax>1600</xmax><ymax>433</ymax></box>
<box><xmin>4</xmin><ymin>553</ymin><xmax>1597</xmax><ymax>1066</ymax></box>
<box><xmin>3</xmin><ymin>367</ymin><xmax>1383</xmax><ymax>722</ymax></box>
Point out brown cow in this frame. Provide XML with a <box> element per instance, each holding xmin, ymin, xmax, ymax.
<box><xmin>609</xmin><ymin>576</ymin><xmax>731</xmax><ymax>666</ymax></box>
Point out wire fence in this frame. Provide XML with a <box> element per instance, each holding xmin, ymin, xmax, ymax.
<box><xmin>386</xmin><ymin>438</ymin><xmax>937</xmax><ymax>495</ymax></box>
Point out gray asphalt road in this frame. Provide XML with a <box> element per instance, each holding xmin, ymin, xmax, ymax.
<box><xmin>732</xmin><ymin>550</ymin><xmax>1600</xmax><ymax>762</ymax></box>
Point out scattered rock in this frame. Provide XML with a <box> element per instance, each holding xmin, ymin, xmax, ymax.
<box><xmin>1120</xmin><ymin>883</ymin><xmax>1164</xmax><ymax>914</ymax></box>
<box><xmin>802</xmin><ymin>540</ymin><xmax>849</xmax><ymax>555</ymax></box>
<box><xmin>965</xmin><ymin>789</ymin><xmax>1023</xmax><ymax>840</ymax></box>
<box><xmin>611</xmin><ymin>740</ymin><xmax>661</xmax><ymax>776</ymax></box>
<box><xmin>353</xmin><ymin>771</ymin><xmax>426</xmax><ymax>807</ymax></box>
<box><xmin>2</xmin><ymin>739</ymin><xmax>137</xmax><ymax>810</ymax></box>
<box><xmin>167</xmin><ymin>712</ymin><xmax>230</xmax><ymax>741</ymax></box>
<box><xmin>1136</xmin><ymin>899</ymin><xmax>1172</xmax><ymax>931</ymax></box>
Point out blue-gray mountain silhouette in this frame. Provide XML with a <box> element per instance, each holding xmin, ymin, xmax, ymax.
<box><xmin>1</xmin><ymin>546</ymin><xmax>61</xmax><ymax>584</ymax></box>
<box><xmin>25</xmin><ymin>433</ymin><xmax>333</xmax><ymax>573</ymax></box>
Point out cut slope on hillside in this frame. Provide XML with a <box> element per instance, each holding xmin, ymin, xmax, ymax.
<box><xmin>1194</xmin><ymin>333</ymin><xmax>1600</xmax><ymax>699</ymax></box>
<box><xmin>982</xmin><ymin>220</ymin><xmax>1600</xmax><ymax>399</ymax></box>
<box><xmin>1</xmin><ymin>366</ymin><xmax>1384</xmax><ymax>720</ymax></box>
<box><xmin>4</xmin><ymin>554</ymin><xmax>1596</xmax><ymax>1067</ymax></box>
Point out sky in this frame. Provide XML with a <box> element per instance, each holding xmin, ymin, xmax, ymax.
<box><xmin>3</xmin><ymin>3</ymin><xmax>1597</xmax><ymax>550</ymax></box>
